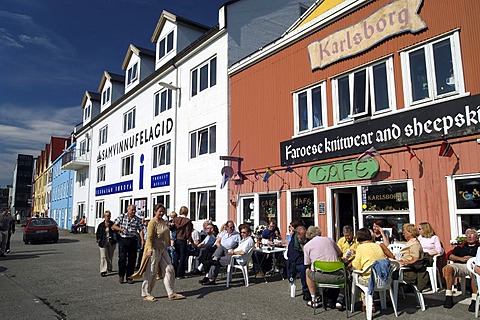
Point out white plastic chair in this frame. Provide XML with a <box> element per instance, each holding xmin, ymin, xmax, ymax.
<box><xmin>393</xmin><ymin>266</ymin><xmax>426</xmax><ymax>311</ymax></box>
<box><xmin>226</xmin><ymin>247</ymin><xmax>254</xmax><ymax>287</ymax></box>
<box><xmin>351</xmin><ymin>260</ymin><xmax>400</xmax><ymax>320</ymax></box>
<box><xmin>466</xmin><ymin>257</ymin><xmax>480</xmax><ymax>317</ymax></box>
<box><xmin>388</xmin><ymin>243</ymin><xmax>406</xmax><ymax>260</ymax></box>
<box><xmin>426</xmin><ymin>254</ymin><xmax>443</xmax><ymax>292</ymax></box>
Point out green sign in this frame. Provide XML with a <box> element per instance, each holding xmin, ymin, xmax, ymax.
<box><xmin>308</xmin><ymin>158</ymin><xmax>379</xmax><ymax>184</ymax></box>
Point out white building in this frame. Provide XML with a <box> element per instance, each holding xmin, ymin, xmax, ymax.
<box><xmin>62</xmin><ymin>0</ymin><xmax>315</xmax><ymax>231</ymax></box>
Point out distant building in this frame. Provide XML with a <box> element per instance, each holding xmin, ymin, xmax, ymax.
<box><xmin>0</xmin><ymin>186</ymin><xmax>8</xmax><ymax>209</ymax></box>
<box><xmin>10</xmin><ymin>154</ymin><xmax>34</xmax><ymax>221</ymax></box>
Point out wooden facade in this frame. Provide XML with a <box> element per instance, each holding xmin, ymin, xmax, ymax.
<box><xmin>228</xmin><ymin>0</ymin><xmax>480</xmax><ymax>250</ymax></box>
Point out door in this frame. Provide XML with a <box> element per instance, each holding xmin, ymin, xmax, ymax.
<box><xmin>332</xmin><ymin>188</ymin><xmax>357</xmax><ymax>240</ymax></box>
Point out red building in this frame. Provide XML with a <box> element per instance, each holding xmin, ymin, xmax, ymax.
<box><xmin>228</xmin><ymin>0</ymin><xmax>480</xmax><ymax>250</ymax></box>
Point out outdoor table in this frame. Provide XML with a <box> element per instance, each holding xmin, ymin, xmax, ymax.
<box><xmin>254</xmin><ymin>246</ymin><xmax>287</xmax><ymax>282</ymax></box>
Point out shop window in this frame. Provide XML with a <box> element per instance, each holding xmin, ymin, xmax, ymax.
<box><xmin>241</xmin><ymin>198</ymin><xmax>255</xmax><ymax>225</ymax></box>
<box><xmin>294</xmin><ymin>82</ymin><xmax>326</xmax><ymax>135</ymax></box>
<box><xmin>401</xmin><ymin>31</ymin><xmax>464</xmax><ymax>107</ymax></box>
<box><xmin>291</xmin><ymin>190</ymin><xmax>315</xmax><ymax>228</ymax></box>
<box><xmin>259</xmin><ymin>193</ymin><xmax>278</xmax><ymax>225</ymax></box>
<box><xmin>451</xmin><ymin>176</ymin><xmax>480</xmax><ymax>235</ymax></box>
<box><xmin>189</xmin><ymin>189</ymin><xmax>216</xmax><ymax>222</ymax></box>
<box><xmin>332</xmin><ymin>57</ymin><xmax>395</xmax><ymax>124</ymax></box>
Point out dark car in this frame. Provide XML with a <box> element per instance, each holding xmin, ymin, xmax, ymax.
<box><xmin>23</xmin><ymin>218</ymin><xmax>59</xmax><ymax>244</ymax></box>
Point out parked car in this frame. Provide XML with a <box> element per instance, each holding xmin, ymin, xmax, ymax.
<box><xmin>23</xmin><ymin>218</ymin><xmax>59</xmax><ymax>244</ymax></box>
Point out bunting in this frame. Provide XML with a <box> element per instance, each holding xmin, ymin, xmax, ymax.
<box><xmin>439</xmin><ymin>140</ymin><xmax>459</xmax><ymax>160</ymax></box>
<box><xmin>263</xmin><ymin>167</ymin><xmax>275</xmax><ymax>182</ymax></box>
<box><xmin>405</xmin><ymin>144</ymin><xmax>422</xmax><ymax>164</ymax></box>
<box><xmin>357</xmin><ymin>147</ymin><xmax>379</xmax><ymax>162</ymax></box>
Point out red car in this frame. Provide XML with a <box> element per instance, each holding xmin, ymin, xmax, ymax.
<box><xmin>23</xmin><ymin>218</ymin><xmax>59</xmax><ymax>244</ymax></box>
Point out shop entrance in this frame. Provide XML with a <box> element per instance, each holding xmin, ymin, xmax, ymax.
<box><xmin>332</xmin><ymin>188</ymin><xmax>357</xmax><ymax>240</ymax></box>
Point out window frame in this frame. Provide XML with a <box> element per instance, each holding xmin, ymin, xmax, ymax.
<box><xmin>293</xmin><ymin>81</ymin><xmax>327</xmax><ymax>135</ymax></box>
<box><xmin>95</xmin><ymin>200</ymin><xmax>105</xmax><ymax>219</ymax></box>
<box><xmin>154</xmin><ymin>88</ymin><xmax>172</xmax><ymax>116</ymax></box>
<box><xmin>332</xmin><ymin>57</ymin><xmax>396</xmax><ymax>125</ymax></box>
<box><xmin>121</xmin><ymin>154</ymin><xmax>134</xmax><ymax>177</ymax></box>
<box><xmin>97</xmin><ymin>164</ymin><xmax>106</xmax><ymax>183</ymax></box>
<box><xmin>127</xmin><ymin>62</ymin><xmax>138</xmax><ymax>85</ymax></box>
<box><xmin>152</xmin><ymin>141</ymin><xmax>171</xmax><ymax>168</ymax></box>
<box><xmin>101</xmin><ymin>87</ymin><xmax>111</xmax><ymax>106</ymax></box>
<box><xmin>79</xmin><ymin>172</ymin><xmax>87</xmax><ymax>187</ymax></box>
<box><xmin>123</xmin><ymin>108</ymin><xmax>136</xmax><ymax>133</ymax></box>
<box><xmin>401</xmin><ymin>31</ymin><xmax>465</xmax><ymax>108</ymax></box>
<box><xmin>447</xmin><ymin>174</ymin><xmax>480</xmax><ymax>238</ymax></box>
<box><xmin>190</xmin><ymin>124</ymin><xmax>216</xmax><ymax>159</ymax></box>
<box><xmin>158</xmin><ymin>30</ymin><xmax>174</xmax><ymax>60</ymax></box>
<box><xmin>99</xmin><ymin>125</ymin><xmax>108</xmax><ymax>146</ymax></box>
<box><xmin>191</xmin><ymin>56</ymin><xmax>217</xmax><ymax>97</ymax></box>
<box><xmin>189</xmin><ymin>188</ymin><xmax>216</xmax><ymax>222</ymax></box>
<box><xmin>83</xmin><ymin>105</ymin><xmax>91</xmax><ymax>121</ymax></box>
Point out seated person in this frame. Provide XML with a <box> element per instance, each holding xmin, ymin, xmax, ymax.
<box><xmin>71</xmin><ymin>216</ymin><xmax>86</xmax><ymax>234</ymax></box>
<box><xmin>190</xmin><ymin>223</ymin><xmax>217</xmax><ymax>275</ymax></box>
<box><xmin>304</xmin><ymin>226</ymin><xmax>343</xmax><ymax>309</ymax></box>
<box><xmin>396</xmin><ymin>224</ymin><xmax>428</xmax><ymax>291</ymax></box>
<box><xmin>287</xmin><ymin>225</ymin><xmax>310</xmax><ymax>301</ymax></box>
<box><xmin>418</xmin><ymin>221</ymin><xmax>444</xmax><ymax>265</ymax></box>
<box><xmin>443</xmin><ymin>228</ymin><xmax>479</xmax><ymax>312</ymax></box>
<box><xmin>351</xmin><ymin>228</ymin><xmax>386</xmax><ymax>312</ymax></box>
<box><xmin>372</xmin><ymin>220</ymin><xmax>390</xmax><ymax>246</ymax></box>
<box><xmin>254</xmin><ymin>219</ymin><xmax>283</xmax><ymax>276</ymax></box>
<box><xmin>337</xmin><ymin>225</ymin><xmax>358</xmax><ymax>266</ymax></box>
<box><xmin>210</xmin><ymin>220</ymin><xmax>240</xmax><ymax>260</ymax></box>
<box><xmin>285</xmin><ymin>220</ymin><xmax>300</xmax><ymax>245</ymax></box>
<box><xmin>262</xmin><ymin>219</ymin><xmax>281</xmax><ymax>242</ymax></box>
<box><xmin>199</xmin><ymin>224</ymin><xmax>254</xmax><ymax>285</ymax></box>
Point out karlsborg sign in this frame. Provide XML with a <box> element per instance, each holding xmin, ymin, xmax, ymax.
<box><xmin>308</xmin><ymin>158</ymin><xmax>379</xmax><ymax>184</ymax></box>
<box><xmin>281</xmin><ymin>94</ymin><xmax>480</xmax><ymax>166</ymax></box>
<box><xmin>308</xmin><ymin>0</ymin><xmax>426</xmax><ymax>69</ymax></box>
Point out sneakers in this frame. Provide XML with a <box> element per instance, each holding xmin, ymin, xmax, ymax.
<box><xmin>307</xmin><ymin>299</ymin><xmax>321</xmax><ymax>308</ymax></box>
<box><xmin>202</xmin><ymin>279</ymin><xmax>216</xmax><ymax>286</ymax></box>
<box><xmin>444</xmin><ymin>295</ymin><xmax>454</xmax><ymax>309</ymax></box>
<box><xmin>469</xmin><ymin>300</ymin><xmax>476</xmax><ymax>312</ymax></box>
<box><xmin>199</xmin><ymin>277</ymin><xmax>209</xmax><ymax>285</ymax></box>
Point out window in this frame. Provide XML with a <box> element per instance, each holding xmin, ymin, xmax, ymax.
<box><xmin>101</xmin><ymin>87</ymin><xmax>111</xmax><ymax>106</ymax></box>
<box><xmin>127</xmin><ymin>62</ymin><xmax>138</xmax><ymax>85</ymax></box>
<box><xmin>189</xmin><ymin>189</ymin><xmax>215</xmax><ymax>222</ymax></box>
<box><xmin>190</xmin><ymin>125</ymin><xmax>216</xmax><ymax>158</ymax></box>
<box><xmin>97</xmin><ymin>165</ymin><xmax>106</xmax><ymax>183</ymax></box>
<box><xmin>120</xmin><ymin>198</ymin><xmax>133</xmax><ymax>215</ymax></box>
<box><xmin>154</xmin><ymin>89</ymin><xmax>172</xmax><ymax>116</ymax></box>
<box><xmin>159</xmin><ymin>30</ymin><xmax>174</xmax><ymax>59</ymax></box>
<box><xmin>401</xmin><ymin>32</ymin><xmax>464</xmax><ymax>107</ymax></box>
<box><xmin>123</xmin><ymin>108</ymin><xmax>136</xmax><ymax>133</ymax></box>
<box><xmin>152</xmin><ymin>193</ymin><xmax>170</xmax><ymax>218</ymax></box>
<box><xmin>99</xmin><ymin>126</ymin><xmax>108</xmax><ymax>146</ymax></box>
<box><xmin>449</xmin><ymin>176</ymin><xmax>480</xmax><ymax>236</ymax></box>
<box><xmin>79</xmin><ymin>139</ymin><xmax>88</xmax><ymax>156</ymax></box>
<box><xmin>95</xmin><ymin>200</ymin><xmax>104</xmax><ymax>219</ymax></box>
<box><xmin>77</xmin><ymin>202</ymin><xmax>85</xmax><ymax>218</ymax></box>
<box><xmin>121</xmin><ymin>154</ymin><xmax>134</xmax><ymax>177</ymax></box>
<box><xmin>191</xmin><ymin>56</ymin><xmax>217</xmax><ymax>96</ymax></box>
<box><xmin>83</xmin><ymin>105</ymin><xmax>91</xmax><ymax>121</ymax></box>
<box><xmin>294</xmin><ymin>82</ymin><xmax>326</xmax><ymax>134</ymax></box>
<box><xmin>333</xmin><ymin>58</ymin><xmax>395</xmax><ymax>123</ymax></box>
<box><xmin>291</xmin><ymin>190</ymin><xmax>315</xmax><ymax>228</ymax></box>
<box><xmin>153</xmin><ymin>141</ymin><xmax>171</xmax><ymax>168</ymax></box>
<box><xmin>79</xmin><ymin>172</ymin><xmax>87</xmax><ymax>187</ymax></box>
<box><xmin>259</xmin><ymin>194</ymin><xmax>278</xmax><ymax>225</ymax></box>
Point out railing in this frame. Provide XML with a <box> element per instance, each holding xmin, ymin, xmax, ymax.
<box><xmin>61</xmin><ymin>149</ymin><xmax>90</xmax><ymax>170</ymax></box>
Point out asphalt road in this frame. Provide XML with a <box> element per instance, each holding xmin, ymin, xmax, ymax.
<box><xmin>0</xmin><ymin>228</ymin><xmax>474</xmax><ymax>320</ymax></box>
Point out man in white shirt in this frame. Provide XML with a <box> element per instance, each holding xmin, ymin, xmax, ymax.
<box><xmin>200</xmin><ymin>224</ymin><xmax>254</xmax><ymax>285</ymax></box>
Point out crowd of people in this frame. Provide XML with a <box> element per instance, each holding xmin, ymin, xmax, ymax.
<box><xmin>91</xmin><ymin>205</ymin><xmax>480</xmax><ymax>314</ymax></box>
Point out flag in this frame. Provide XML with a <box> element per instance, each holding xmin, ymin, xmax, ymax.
<box><xmin>285</xmin><ymin>166</ymin><xmax>294</xmax><ymax>173</ymax></box>
<box><xmin>220</xmin><ymin>172</ymin><xmax>231</xmax><ymax>189</ymax></box>
<box><xmin>263</xmin><ymin>167</ymin><xmax>274</xmax><ymax>182</ymax></box>
<box><xmin>357</xmin><ymin>147</ymin><xmax>379</xmax><ymax>162</ymax></box>
<box><xmin>405</xmin><ymin>145</ymin><xmax>416</xmax><ymax>160</ymax></box>
<box><xmin>253</xmin><ymin>169</ymin><xmax>259</xmax><ymax>180</ymax></box>
<box><xmin>439</xmin><ymin>140</ymin><xmax>454</xmax><ymax>157</ymax></box>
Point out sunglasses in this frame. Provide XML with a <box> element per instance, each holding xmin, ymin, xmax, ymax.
<box><xmin>240</xmin><ymin>231</ymin><xmax>248</xmax><ymax>234</ymax></box>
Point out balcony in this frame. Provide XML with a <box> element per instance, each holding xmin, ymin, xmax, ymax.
<box><xmin>61</xmin><ymin>149</ymin><xmax>90</xmax><ymax>170</ymax></box>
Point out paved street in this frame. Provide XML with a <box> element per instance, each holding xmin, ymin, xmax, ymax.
<box><xmin>0</xmin><ymin>228</ymin><xmax>475</xmax><ymax>320</ymax></box>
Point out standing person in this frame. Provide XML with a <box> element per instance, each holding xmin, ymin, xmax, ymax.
<box><xmin>132</xmin><ymin>204</ymin><xmax>185</xmax><ymax>301</ymax></box>
<box><xmin>16</xmin><ymin>211</ymin><xmax>21</xmax><ymax>224</ymax></box>
<box><xmin>170</xmin><ymin>206</ymin><xmax>193</xmax><ymax>279</ymax></box>
<box><xmin>167</xmin><ymin>211</ymin><xmax>177</xmax><ymax>269</ymax></box>
<box><xmin>6</xmin><ymin>211</ymin><xmax>15</xmax><ymax>253</ymax></box>
<box><xmin>113</xmin><ymin>204</ymin><xmax>145</xmax><ymax>284</ymax></box>
<box><xmin>96</xmin><ymin>210</ymin><xmax>117</xmax><ymax>277</ymax></box>
<box><xmin>0</xmin><ymin>210</ymin><xmax>9</xmax><ymax>257</ymax></box>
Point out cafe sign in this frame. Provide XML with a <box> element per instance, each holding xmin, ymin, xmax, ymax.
<box><xmin>308</xmin><ymin>0</ymin><xmax>426</xmax><ymax>70</ymax></box>
<box><xmin>308</xmin><ymin>158</ymin><xmax>379</xmax><ymax>184</ymax></box>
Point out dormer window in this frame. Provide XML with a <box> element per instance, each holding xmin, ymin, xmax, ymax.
<box><xmin>102</xmin><ymin>87</ymin><xmax>111</xmax><ymax>106</ymax></box>
<box><xmin>83</xmin><ymin>104</ymin><xmax>91</xmax><ymax>121</ymax></box>
<box><xmin>127</xmin><ymin>62</ymin><xmax>138</xmax><ymax>85</ymax></box>
<box><xmin>159</xmin><ymin>30</ymin><xmax>174</xmax><ymax>59</ymax></box>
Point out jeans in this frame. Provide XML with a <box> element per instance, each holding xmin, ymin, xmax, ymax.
<box><xmin>118</xmin><ymin>237</ymin><xmax>138</xmax><ymax>278</ymax></box>
<box><xmin>174</xmin><ymin>239</ymin><xmax>187</xmax><ymax>278</ymax></box>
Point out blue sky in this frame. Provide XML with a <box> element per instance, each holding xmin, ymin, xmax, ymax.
<box><xmin>0</xmin><ymin>0</ymin><xmax>226</xmax><ymax>187</ymax></box>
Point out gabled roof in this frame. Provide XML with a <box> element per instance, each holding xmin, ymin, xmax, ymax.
<box><xmin>97</xmin><ymin>71</ymin><xmax>126</xmax><ymax>92</ymax></box>
<box><xmin>121</xmin><ymin>44</ymin><xmax>156</xmax><ymax>70</ymax></box>
<box><xmin>151</xmin><ymin>10</ymin><xmax>210</xmax><ymax>43</ymax></box>
<box><xmin>81</xmin><ymin>91</ymin><xmax>101</xmax><ymax>109</ymax></box>
<box><xmin>286</xmin><ymin>0</ymin><xmax>345</xmax><ymax>33</ymax></box>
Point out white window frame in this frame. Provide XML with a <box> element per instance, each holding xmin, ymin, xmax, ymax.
<box><xmin>190</xmin><ymin>124</ymin><xmax>216</xmax><ymax>159</ymax></box>
<box><xmin>332</xmin><ymin>57</ymin><xmax>396</xmax><ymax>125</ymax></box>
<box><xmin>123</xmin><ymin>108</ymin><xmax>136</xmax><ymax>133</ymax></box>
<box><xmin>158</xmin><ymin>30</ymin><xmax>174</xmax><ymax>60</ymax></box>
<box><xmin>401</xmin><ymin>31</ymin><xmax>465</xmax><ymax>108</ymax></box>
<box><xmin>121</xmin><ymin>154</ymin><xmax>134</xmax><ymax>177</ymax></box>
<box><xmin>79</xmin><ymin>172</ymin><xmax>87</xmax><ymax>187</ymax></box>
<box><xmin>191</xmin><ymin>56</ymin><xmax>217</xmax><ymax>97</ymax></box>
<box><xmin>189</xmin><ymin>188</ymin><xmax>216</xmax><ymax>222</ymax></box>
<box><xmin>77</xmin><ymin>202</ymin><xmax>85</xmax><ymax>218</ymax></box>
<box><xmin>154</xmin><ymin>88</ymin><xmax>172</xmax><ymax>116</ymax></box>
<box><xmin>151</xmin><ymin>193</ymin><xmax>170</xmax><ymax>219</ymax></box>
<box><xmin>127</xmin><ymin>62</ymin><xmax>138</xmax><ymax>85</ymax></box>
<box><xmin>152</xmin><ymin>141</ymin><xmax>171</xmax><ymax>168</ymax></box>
<box><xmin>101</xmin><ymin>87</ymin><xmax>111</xmax><ymax>106</ymax></box>
<box><xmin>293</xmin><ymin>81</ymin><xmax>327</xmax><ymax>135</ymax></box>
<box><xmin>95</xmin><ymin>200</ymin><xmax>105</xmax><ymax>219</ymax></box>
<box><xmin>97</xmin><ymin>165</ymin><xmax>106</xmax><ymax>183</ymax></box>
<box><xmin>99</xmin><ymin>125</ymin><xmax>108</xmax><ymax>146</ymax></box>
<box><xmin>120</xmin><ymin>197</ymin><xmax>133</xmax><ymax>215</ymax></box>
<box><xmin>83</xmin><ymin>105</ymin><xmax>91</xmax><ymax>121</ymax></box>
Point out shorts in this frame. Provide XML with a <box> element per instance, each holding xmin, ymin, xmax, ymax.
<box><xmin>450</xmin><ymin>263</ymin><xmax>470</xmax><ymax>277</ymax></box>
<box><xmin>307</xmin><ymin>269</ymin><xmax>344</xmax><ymax>284</ymax></box>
